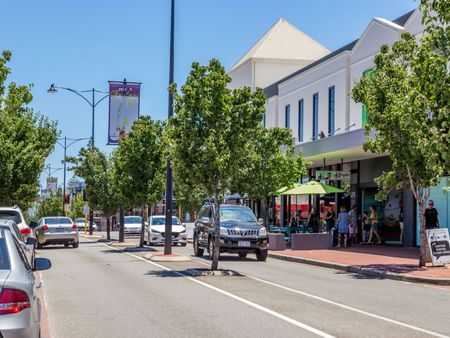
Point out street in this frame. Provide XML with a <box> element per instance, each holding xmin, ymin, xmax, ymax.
<box><xmin>38</xmin><ymin>234</ymin><xmax>450</xmax><ymax>338</ymax></box>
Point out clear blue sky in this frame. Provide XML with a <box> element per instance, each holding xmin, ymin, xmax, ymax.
<box><xmin>0</xmin><ymin>0</ymin><xmax>417</xmax><ymax>190</ymax></box>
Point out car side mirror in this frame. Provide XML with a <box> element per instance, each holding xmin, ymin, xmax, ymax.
<box><xmin>201</xmin><ymin>217</ymin><xmax>210</xmax><ymax>225</ymax></box>
<box><xmin>29</xmin><ymin>221</ymin><xmax>38</xmax><ymax>229</ymax></box>
<box><xmin>258</xmin><ymin>218</ymin><xmax>264</xmax><ymax>225</ymax></box>
<box><xmin>26</xmin><ymin>237</ymin><xmax>37</xmax><ymax>245</ymax></box>
<box><xmin>33</xmin><ymin>258</ymin><xmax>51</xmax><ymax>271</ymax></box>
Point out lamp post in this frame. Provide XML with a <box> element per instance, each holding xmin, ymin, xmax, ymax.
<box><xmin>56</xmin><ymin>137</ymin><xmax>90</xmax><ymax>215</ymax></box>
<box><xmin>164</xmin><ymin>0</ymin><xmax>175</xmax><ymax>255</ymax></box>
<box><xmin>48</xmin><ymin>84</ymin><xmax>109</xmax><ymax>234</ymax></box>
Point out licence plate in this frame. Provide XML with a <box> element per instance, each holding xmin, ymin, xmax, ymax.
<box><xmin>238</xmin><ymin>241</ymin><xmax>250</xmax><ymax>247</ymax></box>
<box><xmin>56</xmin><ymin>228</ymin><xmax>65</xmax><ymax>232</ymax></box>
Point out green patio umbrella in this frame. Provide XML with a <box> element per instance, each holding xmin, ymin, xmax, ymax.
<box><xmin>271</xmin><ymin>183</ymin><xmax>301</xmax><ymax>196</ymax></box>
<box><xmin>281</xmin><ymin>180</ymin><xmax>344</xmax><ymax>195</ymax></box>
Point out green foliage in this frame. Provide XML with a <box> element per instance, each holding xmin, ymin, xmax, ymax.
<box><xmin>231</xmin><ymin>127</ymin><xmax>308</xmax><ymax>201</ymax></box>
<box><xmin>71</xmin><ymin>193</ymin><xmax>86</xmax><ymax>220</ymax></box>
<box><xmin>69</xmin><ymin>146</ymin><xmax>120</xmax><ymax>218</ymax></box>
<box><xmin>37</xmin><ymin>189</ymin><xmax>63</xmax><ymax>219</ymax></box>
<box><xmin>0</xmin><ymin>50</ymin><xmax>59</xmax><ymax>209</ymax></box>
<box><xmin>113</xmin><ymin>116</ymin><xmax>166</xmax><ymax>208</ymax></box>
<box><xmin>352</xmin><ymin>1</ymin><xmax>450</xmax><ymax>266</ymax></box>
<box><xmin>168</xmin><ymin>59</ymin><xmax>266</xmax><ymax>199</ymax></box>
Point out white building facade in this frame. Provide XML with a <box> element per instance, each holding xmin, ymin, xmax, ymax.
<box><xmin>231</xmin><ymin>8</ymin><xmax>431</xmax><ymax>246</ymax></box>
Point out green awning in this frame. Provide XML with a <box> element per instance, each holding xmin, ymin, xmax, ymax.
<box><xmin>281</xmin><ymin>180</ymin><xmax>344</xmax><ymax>195</ymax></box>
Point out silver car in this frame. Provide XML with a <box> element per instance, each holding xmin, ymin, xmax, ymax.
<box><xmin>75</xmin><ymin>218</ymin><xmax>97</xmax><ymax>231</ymax></box>
<box><xmin>0</xmin><ymin>219</ymin><xmax>51</xmax><ymax>338</ymax></box>
<box><xmin>0</xmin><ymin>206</ymin><xmax>33</xmax><ymax>241</ymax></box>
<box><xmin>123</xmin><ymin>216</ymin><xmax>143</xmax><ymax>235</ymax></box>
<box><xmin>34</xmin><ymin>217</ymin><xmax>79</xmax><ymax>249</ymax></box>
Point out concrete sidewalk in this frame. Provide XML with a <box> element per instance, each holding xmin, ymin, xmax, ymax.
<box><xmin>269</xmin><ymin>244</ymin><xmax>450</xmax><ymax>285</ymax></box>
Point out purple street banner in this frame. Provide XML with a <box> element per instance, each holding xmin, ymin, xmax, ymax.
<box><xmin>108</xmin><ymin>81</ymin><xmax>141</xmax><ymax>145</ymax></box>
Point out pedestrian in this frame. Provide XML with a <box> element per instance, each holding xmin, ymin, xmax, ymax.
<box><xmin>424</xmin><ymin>200</ymin><xmax>440</xmax><ymax>229</ymax></box>
<box><xmin>348</xmin><ymin>205</ymin><xmax>358</xmax><ymax>244</ymax></box>
<box><xmin>336</xmin><ymin>205</ymin><xmax>349</xmax><ymax>248</ymax></box>
<box><xmin>362</xmin><ymin>211</ymin><xmax>371</xmax><ymax>243</ymax></box>
<box><xmin>325</xmin><ymin>205</ymin><xmax>335</xmax><ymax>233</ymax></box>
<box><xmin>366</xmin><ymin>205</ymin><xmax>381</xmax><ymax>244</ymax></box>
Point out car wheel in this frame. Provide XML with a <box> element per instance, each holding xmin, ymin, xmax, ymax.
<box><xmin>147</xmin><ymin>234</ymin><xmax>153</xmax><ymax>246</ymax></box>
<box><xmin>72</xmin><ymin>241</ymin><xmax>79</xmax><ymax>248</ymax></box>
<box><xmin>64</xmin><ymin>243</ymin><xmax>69</xmax><ymax>248</ymax></box>
<box><xmin>181</xmin><ymin>243</ymin><xmax>187</xmax><ymax>247</ymax></box>
<box><xmin>193</xmin><ymin>236</ymin><xmax>204</xmax><ymax>257</ymax></box>
<box><xmin>256</xmin><ymin>249</ymin><xmax>268</xmax><ymax>261</ymax></box>
<box><xmin>238</xmin><ymin>252</ymin><xmax>247</xmax><ymax>258</ymax></box>
<box><xmin>36</xmin><ymin>240</ymin><xmax>43</xmax><ymax>250</ymax></box>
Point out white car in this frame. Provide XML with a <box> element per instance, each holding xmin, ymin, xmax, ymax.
<box><xmin>0</xmin><ymin>206</ymin><xmax>32</xmax><ymax>240</ymax></box>
<box><xmin>123</xmin><ymin>216</ymin><xmax>143</xmax><ymax>234</ymax></box>
<box><xmin>75</xmin><ymin>217</ymin><xmax>98</xmax><ymax>231</ymax></box>
<box><xmin>147</xmin><ymin>216</ymin><xmax>187</xmax><ymax>246</ymax></box>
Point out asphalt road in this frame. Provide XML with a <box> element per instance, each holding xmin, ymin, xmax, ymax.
<box><xmin>37</xmin><ymin>233</ymin><xmax>450</xmax><ymax>338</ymax></box>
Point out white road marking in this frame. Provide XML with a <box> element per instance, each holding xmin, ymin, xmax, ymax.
<box><xmin>187</xmin><ymin>253</ymin><xmax>449</xmax><ymax>338</ymax></box>
<box><xmin>104</xmin><ymin>243</ymin><xmax>334</xmax><ymax>338</ymax></box>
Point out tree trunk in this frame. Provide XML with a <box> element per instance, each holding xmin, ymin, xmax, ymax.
<box><xmin>418</xmin><ymin>197</ymin><xmax>428</xmax><ymax>267</ymax></box>
<box><xmin>139</xmin><ymin>205</ymin><xmax>145</xmax><ymax>247</ymax></box>
<box><xmin>265</xmin><ymin>197</ymin><xmax>271</xmax><ymax>228</ymax></box>
<box><xmin>211</xmin><ymin>196</ymin><xmax>221</xmax><ymax>271</ymax></box>
<box><xmin>106</xmin><ymin>215</ymin><xmax>111</xmax><ymax>240</ymax></box>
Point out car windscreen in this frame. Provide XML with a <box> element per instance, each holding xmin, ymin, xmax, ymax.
<box><xmin>76</xmin><ymin>218</ymin><xmax>84</xmax><ymax>222</ymax></box>
<box><xmin>219</xmin><ymin>207</ymin><xmax>257</xmax><ymax>223</ymax></box>
<box><xmin>152</xmin><ymin>217</ymin><xmax>180</xmax><ymax>225</ymax></box>
<box><xmin>0</xmin><ymin>231</ymin><xmax>10</xmax><ymax>270</ymax></box>
<box><xmin>0</xmin><ymin>211</ymin><xmax>21</xmax><ymax>224</ymax></box>
<box><xmin>45</xmin><ymin>217</ymin><xmax>72</xmax><ymax>225</ymax></box>
<box><xmin>125</xmin><ymin>217</ymin><xmax>142</xmax><ymax>224</ymax></box>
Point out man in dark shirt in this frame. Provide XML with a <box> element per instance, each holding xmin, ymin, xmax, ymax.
<box><xmin>424</xmin><ymin>200</ymin><xmax>439</xmax><ymax>229</ymax></box>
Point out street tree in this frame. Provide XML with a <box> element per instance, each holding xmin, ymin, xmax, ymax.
<box><xmin>113</xmin><ymin>116</ymin><xmax>165</xmax><ymax>246</ymax></box>
<box><xmin>174</xmin><ymin>178</ymin><xmax>205</xmax><ymax>221</ymax></box>
<box><xmin>37</xmin><ymin>189</ymin><xmax>63</xmax><ymax>219</ymax></box>
<box><xmin>69</xmin><ymin>146</ymin><xmax>120</xmax><ymax>240</ymax></box>
<box><xmin>71</xmin><ymin>193</ymin><xmax>86</xmax><ymax>221</ymax></box>
<box><xmin>352</xmin><ymin>6</ymin><xmax>449</xmax><ymax>266</ymax></box>
<box><xmin>231</xmin><ymin>127</ymin><xmax>308</xmax><ymax>225</ymax></box>
<box><xmin>0</xmin><ymin>50</ymin><xmax>58</xmax><ymax>209</ymax></box>
<box><xmin>168</xmin><ymin>59</ymin><xmax>266</xmax><ymax>270</ymax></box>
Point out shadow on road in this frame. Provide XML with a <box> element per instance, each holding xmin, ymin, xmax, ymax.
<box><xmin>334</xmin><ymin>270</ymin><xmax>385</xmax><ymax>280</ymax></box>
<box><xmin>143</xmin><ymin>270</ymin><xmax>185</xmax><ymax>278</ymax></box>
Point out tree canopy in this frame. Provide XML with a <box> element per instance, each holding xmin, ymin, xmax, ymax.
<box><xmin>169</xmin><ymin>59</ymin><xmax>267</xmax><ymax>269</ymax></box>
<box><xmin>352</xmin><ymin>1</ymin><xmax>449</xmax><ymax>266</ymax></box>
<box><xmin>0</xmin><ymin>50</ymin><xmax>58</xmax><ymax>209</ymax></box>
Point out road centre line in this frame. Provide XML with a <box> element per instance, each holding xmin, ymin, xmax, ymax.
<box><xmin>103</xmin><ymin>243</ymin><xmax>334</xmax><ymax>338</ymax></box>
<box><xmin>186</xmin><ymin>254</ymin><xmax>449</xmax><ymax>338</ymax></box>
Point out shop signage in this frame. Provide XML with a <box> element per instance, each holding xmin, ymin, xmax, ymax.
<box><xmin>108</xmin><ymin>81</ymin><xmax>141</xmax><ymax>145</ymax></box>
<box><xmin>316</xmin><ymin>170</ymin><xmax>350</xmax><ymax>181</ymax></box>
<box><xmin>426</xmin><ymin>228</ymin><xmax>450</xmax><ymax>266</ymax></box>
<box><xmin>46</xmin><ymin>177</ymin><xmax>58</xmax><ymax>196</ymax></box>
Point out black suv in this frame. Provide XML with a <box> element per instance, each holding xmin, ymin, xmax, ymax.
<box><xmin>193</xmin><ymin>204</ymin><xmax>268</xmax><ymax>261</ymax></box>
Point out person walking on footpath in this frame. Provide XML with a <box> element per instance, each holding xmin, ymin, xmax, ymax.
<box><xmin>336</xmin><ymin>206</ymin><xmax>349</xmax><ymax>248</ymax></box>
<box><xmin>424</xmin><ymin>200</ymin><xmax>440</xmax><ymax>229</ymax></box>
<box><xmin>362</xmin><ymin>211</ymin><xmax>371</xmax><ymax>243</ymax></box>
<box><xmin>325</xmin><ymin>205</ymin><xmax>335</xmax><ymax>233</ymax></box>
<box><xmin>366</xmin><ymin>205</ymin><xmax>381</xmax><ymax>244</ymax></box>
<box><xmin>348</xmin><ymin>205</ymin><xmax>358</xmax><ymax>244</ymax></box>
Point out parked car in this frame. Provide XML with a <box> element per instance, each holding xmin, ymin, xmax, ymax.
<box><xmin>0</xmin><ymin>219</ymin><xmax>52</xmax><ymax>338</ymax></box>
<box><xmin>0</xmin><ymin>219</ymin><xmax>36</xmax><ymax>270</ymax></box>
<box><xmin>147</xmin><ymin>216</ymin><xmax>187</xmax><ymax>246</ymax></box>
<box><xmin>0</xmin><ymin>206</ymin><xmax>32</xmax><ymax>241</ymax></box>
<box><xmin>122</xmin><ymin>216</ymin><xmax>143</xmax><ymax>234</ymax></box>
<box><xmin>193</xmin><ymin>204</ymin><xmax>268</xmax><ymax>261</ymax></box>
<box><xmin>74</xmin><ymin>218</ymin><xmax>98</xmax><ymax>231</ymax></box>
<box><xmin>33</xmin><ymin>217</ymin><xmax>79</xmax><ymax>249</ymax></box>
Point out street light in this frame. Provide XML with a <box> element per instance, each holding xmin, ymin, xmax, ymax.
<box><xmin>57</xmin><ymin>137</ymin><xmax>90</xmax><ymax>215</ymax></box>
<box><xmin>48</xmin><ymin>84</ymin><xmax>109</xmax><ymax>234</ymax></box>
